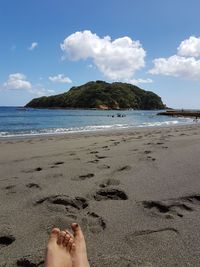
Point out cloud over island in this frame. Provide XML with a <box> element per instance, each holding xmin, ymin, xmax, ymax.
<box><xmin>49</xmin><ymin>74</ymin><xmax>72</xmax><ymax>84</ymax></box>
<box><xmin>61</xmin><ymin>30</ymin><xmax>146</xmax><ymax>81</ymax></box>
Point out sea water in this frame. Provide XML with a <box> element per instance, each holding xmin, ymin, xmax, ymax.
<box><xmin>0</xmin><ymin>107</ymin><xmax>194</xmax><ymax>138</ymax></box>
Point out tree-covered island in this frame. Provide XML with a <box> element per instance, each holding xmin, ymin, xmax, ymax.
<box><xmin>26</xmin><ymin>81</ymin><xmax>165</xmax><ymax>110</ymax></box>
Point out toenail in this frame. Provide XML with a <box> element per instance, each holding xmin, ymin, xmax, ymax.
<box><xmin>66</xmin><ymin>234</ymin><xmax>70</xmax><ymax>239</ymax></box>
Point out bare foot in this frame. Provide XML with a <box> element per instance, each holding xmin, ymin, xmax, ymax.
<box><xmin>70</xmin><ymin>223</ymin><xmax>90</xmax><ymax>267</ymax></box>
<box><xmin>45</xmin><ymin>228</ymin><xmax>73</xmax><ymax>267</ymax></box>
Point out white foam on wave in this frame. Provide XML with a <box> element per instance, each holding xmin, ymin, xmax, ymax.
<box><xmin>0</xmin><ymin>119</ymin><xmax>195</xmax><ymax>138</ymax></box>
<box><xmin>138</xmin><ymin>120</ymin><xmax>180</xmax><ymax>127</ymax></box>
<box><xmin>0</xmin><ymin>124</ymin><xmax>130</xmax><ymax>138</ymax></box>
<box><xmin>137</xmin><ymin>118</ymin><xmax>194</xmax><ymax>127</ymax></box>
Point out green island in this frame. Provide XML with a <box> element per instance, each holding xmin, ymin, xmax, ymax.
<box><xmin>26</xmin><ymin>80</ymin><xmax>165</xmax><ymax>110</ymax></box>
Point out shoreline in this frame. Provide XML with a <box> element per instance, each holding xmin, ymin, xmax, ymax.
<box><xmin>0</xmin><ymin>120</ymin><xmax>195</xmax><ymax>141</ymax></box>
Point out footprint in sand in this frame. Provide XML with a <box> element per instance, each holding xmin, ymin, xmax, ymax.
<box><xmin>3</xmin><ymin>185</ymin><xmax>16</xmax><ymax>194</ymax></box>
<box><xmin>97</xmin><ymin>164</ymin><xmax>110</xmax><ymax>170</ymax></box>
<box><xmin>30</xmin><ymin>167</ymin><xmax>43</xmax><ymax>172</ymax></box>
<box><xmin>16</xmin><ymin>258</ymin><xmax>44</xmax><ymax>267</ymax></box>
<box><xmin>113</xmin><ymin>141</ymin><xmax>120</xmax><ymax>145</ymax></box>
<box><xmin>147</xmin><ymin>156</ymin><xmax>156</xmax><ymax>161</ymax></box>
<box><xmin>0</xmin><ymin>235</ymin><xmax>15</xmax><ymax>247</ymax></box>
<box><xmin>72</xmin><ymin>173</ymin><xmax>95</xmax><ymax>181</ymax></box>
<box><xmin>141</xmin><ymin>195</ymin><xmax>199</xmax><ymax>218</ymax></box>
<box><xmin>51</xmin><ymin>161</ymin><xmax>65</xmax><ymax>168</ymax></box>
<box><xmin>26</xmin><ymin>183</ymin><xmax>41</xmax><ymax>189</ymax></box>
<box><xmin>95</xmin><ymin>155</ymin><xmax>107</xmax><ymax>159</ymax></box>
<box><xmin>4</xmin><ymin>185</ymin><xmax>16</xmax><ymax>190</ymax></box>
<box><xmin>89</xmin><ymin>151</ymin><xmax>99</xmax><ymax>154</ymax></box>
<box><xmin>117</xmin><ymin>165</ymin><xmax>131</xmax><ymax>172</ymax></box>
<box><xmin>144</xmin><ymin>150</ymin><xmax>152</xmax><ymax>154</ymax></box>
<box><xmin>88</xmin><ymin>159</ymin><xmax>99</xmax><ymax>163</ymax></box>
<box><xmin>93</xmin><ymin>188</ymin><xmax>128</xmax><ymax>201</ymax></box>
<box><xmin>35</xmin><ymin>195</ymin><xmax>88</xmax><ymax>213</ymax></box>
<box><xmin>54</xmin><ymin>161</ymin><xmax>64</xmax><ymax>165</ymax></box>
<box><xmin>99</xmin><ymin>178</ymin><xmax>120</xmax><ymax>188</ymax></box>
<box><xmin>35</xmin><ymin>194</ymin><xmax>106</xmax><ymax>233</ymax></box>
<box><xmin>23</xmin><ymin>167</ymin><xmax>42</xmax><ymax>173</ymax></box>
<box><xmin>82</xmin><ymin>212</ymin><xmax>106</xmax><ymax>233</ymax></box>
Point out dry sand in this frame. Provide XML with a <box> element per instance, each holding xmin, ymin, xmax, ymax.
<box><xmin>1</xmin><ymin>124</ymin><xmax>200</xmax><ymax>266</ymax></box>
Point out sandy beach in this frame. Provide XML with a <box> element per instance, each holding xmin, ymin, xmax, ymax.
<box><xmin>1</xmin><ymin>124</ymin><xmax>200</xmax><ymax>266</ymax></box>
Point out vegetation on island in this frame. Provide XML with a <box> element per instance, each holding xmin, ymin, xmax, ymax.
<box><xmin>26</xmin><ymin>81</ymin><xmax>165</xmax><ymax>110</ymax></box>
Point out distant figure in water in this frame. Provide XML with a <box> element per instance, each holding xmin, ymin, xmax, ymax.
<box><xmin>45</xmin><ymin>223</ymin><xmax>90</xmax><ymax>267</ymax></box>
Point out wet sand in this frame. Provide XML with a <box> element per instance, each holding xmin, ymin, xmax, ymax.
<box><xmin>1</xmin><ymin>124</ymin><xmax>200</xmax><ymax>266</ymax></box>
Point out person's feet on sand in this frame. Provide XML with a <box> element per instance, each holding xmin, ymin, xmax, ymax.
<box><xmin>45</xmin><ymin>228</ymin><xmax>73</xmax><ymax>267</ymax></box>
<box><xmin>70</xmin><ymin>223</ymin><xmax>90</xmax><ymax>267</ymax></box>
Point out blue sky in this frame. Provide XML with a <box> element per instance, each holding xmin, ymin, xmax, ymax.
<box><xmin>1</xmin><ymin>0</ymin><xmax>200</xmax><ymax>108</ymax></box>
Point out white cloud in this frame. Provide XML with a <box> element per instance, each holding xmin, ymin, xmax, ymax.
<box><xmin>127</xmin><ymin>78</ymin><xmax>153</xmax><ymax>85</ymax></box>
<box><xmin>149</xmin><ymin>36</ymin><xmax>200</xmax><ymax>80</ymax></box>
<box><xmin>3</xmin><ymin>73</ymin><xmax>32</xmax><ymax>90</ymax></box>
<box><xmin>29</xmin><ymin>84</ymin><xmax>55</xmax><ymax>96</ymax></box>
<box><xmin>61</xmin><ymin>30</ymin><xmax>146</xmax><ymax>80</ymax></box>
<box><xmin>150</xmin><ymin>55</ymin><xmax>200</xmax><ymax>80</ymax></box>
<box><xmin>2</xmin><ymin>73</ymin><xmax>54</xmax><ymax>96</ymax></box>
<box><xmin>177</xmin><ymin>36</ymin><xmax>200</xmax><ymax>57</ymax></box>
<box><xmin>28</xmin><ymin>42</ymin><xmax>38</xmax><ymax>51</ymax></box>
<box><xmin>49</xmin><ymin>74</ymin><xmax>72</xmax><ymax>83</ymax></box>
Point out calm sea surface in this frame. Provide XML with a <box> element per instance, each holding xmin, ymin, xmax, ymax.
<box><xmin>0</xmin><ymin>107</ymin><xmax>193</xmax><ymax>138</ymax></box>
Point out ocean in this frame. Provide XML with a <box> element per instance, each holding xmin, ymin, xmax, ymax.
<box><xmin>0</xmin><ymin>107</ymin><xmax>193</xmax><ymax>138</ymax></box>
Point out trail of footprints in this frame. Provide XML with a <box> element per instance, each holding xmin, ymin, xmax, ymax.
<box><xmin>2</xmin><ymin>137</ymin><xmax>173</xmax><ymax>265</ymax></box>
<box><xmin>23</xmin><ymin>161</ymin><xmax>65</xmax><ymax>173</ymax></box>
<box><xmin>0</xmin><ymin>133</ymin><xmax>196</xmax><ymax>266</ymax></box>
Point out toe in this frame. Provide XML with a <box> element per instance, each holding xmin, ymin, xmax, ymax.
<box><xmin>57</xmin><ymin>231</ymin><xmax>66</xmax><ymax>245</ymax></box>
<box><xmin>66</xmin><ymin>237</ymin><xmax>73</xmax><ymax>252</ymax></box>
<box><xmin>71</xmin><ymin>223</ymin><xmax>84</xmax><ymax>239</ymax></box>
<box><xmin>64</xmin><ymin>229</ymin><xmax>74</xmax><ymax>239</ymax></box>
<box><xmin>63</xmin><ymin>233</ymin><xmax>70</xmax><ymax>247</ymax></box>
<box><xmin>48</xmin><ymin>228</ymin><xmax>60</xmax><ymax>244</ymax></box>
